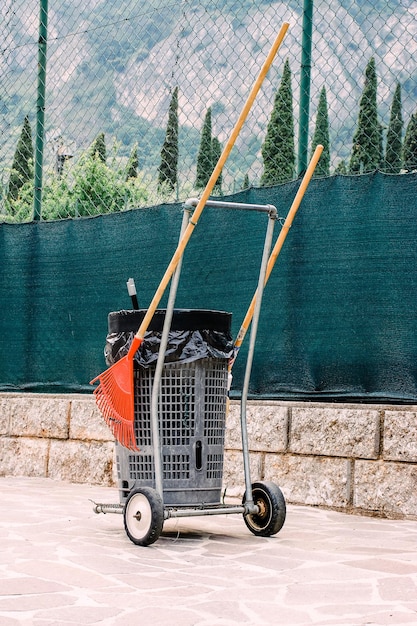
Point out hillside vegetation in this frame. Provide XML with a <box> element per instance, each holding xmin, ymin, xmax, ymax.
<box><xmin>1</xmin><ymin>0</ymin><xmax>417</xmax><ymax>186</ymax></box>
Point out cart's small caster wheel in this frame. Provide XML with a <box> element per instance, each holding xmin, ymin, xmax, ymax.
<box><xmin>124</xmin><ymin>487</ymin><xmax>164</xmax><ymax>546</ymax></box>
<box><xmin>243</xmin><ymin>481</ymin><xmax>286</xmax><ymax>537</ymax></box>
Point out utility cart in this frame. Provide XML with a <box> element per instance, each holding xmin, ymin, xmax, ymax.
<box><xmin>93</xmin><ymin>199</ymin><xmax>286</xmax><ymax>545</ymax></box>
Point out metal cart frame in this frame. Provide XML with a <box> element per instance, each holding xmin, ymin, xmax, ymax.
<box><xmin>93</xmin><ymin>198</ymin><xmax>286</xmax><ymax>545</ymax></box>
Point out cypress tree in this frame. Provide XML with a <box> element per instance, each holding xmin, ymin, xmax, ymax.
<box><xmin>8</xmin><ymin>115</ymin><xmax>33</xmax><ymax>201</ymax></box>
<box><xmin>158</xmin><ymin>86</ymin><xmax>179</xmax><ymax>191</ymax></box>
<box><xmin>349</xmin><ymin>57</ymin><xmax>382</xmax><ymax>173</ymax></box>
<box><xmin>403</xmin><ymin>112</ymin><xmax>417</xmax><ymax>172</ymax></box>
<box><xmin>211</xmin><ymin>136</ymin><xmax>222</xmax><ymax>194</ymax></box>
<box><xmin>378</xmin><ymin>122</ymin><xmax>384</xmax><ymax>168</ymax></box>
<box><xmin>335</xmin><ymin>159</ymin><xmax>347</xmax><ymax>174</ymax></box>
<box><xmin>90</xmin><ymin>132</ymin><xmax>106</xmax><ymax>163</ymax></box>
<box><xmin>125</xmin><ymin>145</ymin><xmax>138</xmax><ymax>180</ymax></box>
<box><xmin>384</xmin><ymin>83</ymin><xmax>403</xmax><ymax>174</ymax></box>
<box><xmin>261</xmin><ymin>59</ymin><xmax>295</xmax><ymax>185</ymax></box>
<box><xmin>311</xmin><ymin>87</ymin><xmax>330</xmax><ymax>177</ymax></box>
<box><xmin>242</xmin><ymin>173</ymin><xmax>250</xmax><ymax>189</ymax></box>
<box><xmin>195</xmin><ymin>107</ymin><xmax>212</xmax><ymax>189</ymax></box>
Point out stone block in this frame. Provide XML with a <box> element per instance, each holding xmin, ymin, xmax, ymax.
<box><xmin>0</xmin><ymin>437</ymin><xmax>48</xmax><ymax>477</ymax></box>
<box><xmin>69</xmin><ymin>397</ymin><xmax>113</xmax><ymax>442</ymax></box>
<box><xmin>222</xmin><ymin>450</ymin><xmax>263</xmax><ymax>498</ymax></box>
<box><xmin>225</xmin><ymin>402</ymin><xmax>288</xmax><ymax>452</ymax></box>
<box><xmin>264</xmin><ymin>453</ymin><xmax>351</xmax><ymax>508</ymax></box>
<box><xmin>0</xmin><ymin>397</ymin><xmax>12</xmax><ymax>434</ymax></box>
<box><xmin>354</xmin><ymin>460</ymin><xmax>417</xmax><ymax>517</ymax></box>
<box><xmin>290</xmin><ymin>406</ymin><xmax>380</xmax><ymax>459</ymax></box>
<box><xmin>48</xmin><ymin>440</ymin><xmax>115</xmax><ymax>486</ymax></box>
<box><xmin>8</xmin><ymin>396</ymin><xmax>69</xmax><ymax>439</ymax></box>
<box><xmin>383</xmin><ymin>410</ymin><xmax>417</xmax><ymax>462</ymax></box>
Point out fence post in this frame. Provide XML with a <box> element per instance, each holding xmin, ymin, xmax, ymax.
<box><xmin>298</xmin><ymin>0</ymin><xmax>313</xmax><ymax>176</ymax></box>
<box><xmin>33</xmin><ymin>0</ymin><xmax>48</xmax><ymax>221</ymax></box>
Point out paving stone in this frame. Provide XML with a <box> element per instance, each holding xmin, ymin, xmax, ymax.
<box><xmin>377</xmin><ymin>576</ymin><xmax>417</xmax><ymax>602</ymax></box>
<box><xmin>284</xmin><ymin>579</ymin><xmax>374</xmax><ymax>606</ymax></box>
<box><xmin>35</xmin><ymin>605</ymin><xmax>122</xmax><ymax>623</ymax></box>
<box><xmin>0</xmin><ymin>592</ymin><xmax>74</xmax><ymax>612</ymax></box>
<box><xmin>0</xmin><ymin>618</ymin><xmax>22</xmax><ymax>626</ymax></box>
<box><xmin>1</xmin><ymin>477</ymin><xmax>417</xmax><ymax>626</ymax></box>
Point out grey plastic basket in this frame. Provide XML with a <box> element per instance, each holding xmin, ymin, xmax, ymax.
<box><xmin>116</xmin><ymin>357</ymin><xmax>229</xmax><ymax>506</ymax></box>
<box><xmin>107</xmin><ymin>308</ymin><xmax>232</xmax><ymax>507</ymax></box>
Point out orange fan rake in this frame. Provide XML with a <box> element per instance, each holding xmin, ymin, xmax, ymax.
<box><xmin>90</xmin><ymin>23</ymin><xmax>289</xmax><ymax>451</ymax></box>
<box><xmin>90</xmin><ymin>336</ymin><xmax>142</xmax><ymax>450</ymax></box>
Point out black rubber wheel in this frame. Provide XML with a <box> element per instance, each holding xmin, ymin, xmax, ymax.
<box><xmin>123</xmin><ymin>487</ymin><xmax>164</xmax><ymax>546</ymax></box>
<box><xmin>243</xmin><ymin>481</ymin><xmax>286</xmax><ymax>537</ymax></box>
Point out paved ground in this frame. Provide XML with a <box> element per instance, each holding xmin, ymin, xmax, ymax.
<box><xmin>1</xmin><ymin>476</ymin><xmax>417</xmax><ymax>626</ymax></box>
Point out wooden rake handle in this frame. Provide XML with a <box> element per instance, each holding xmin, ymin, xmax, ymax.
<box><xmin>128</xmin><ymin>22</ymin><xmax>290</xmax><ymax>353</ymax></box>
<box><xmin>233</xmin><ymin>143</ymin><xmax>324</xmax><ymax>351</ymax></box>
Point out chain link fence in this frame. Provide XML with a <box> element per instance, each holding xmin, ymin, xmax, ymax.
<box><xmin>1</xmin><ymin>0</ymin><xmax>416</xmax><ymax>222</ymax></box>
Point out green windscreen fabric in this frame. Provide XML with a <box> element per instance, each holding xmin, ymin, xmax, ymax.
<box><xmin>1</xmin><ymin>171</ymin><xmax>417</xmax><ymax>402</ymax></box>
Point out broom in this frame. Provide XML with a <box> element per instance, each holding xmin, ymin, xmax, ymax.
<box><xmin>230</xmin><ymin>143</ymin><xmax>324</xmax><ymax>369</ymax></box>
<box><xmin>90</xmin><ymin>22</ymin><xmax>290</xmax><ymax>450</ymax></box>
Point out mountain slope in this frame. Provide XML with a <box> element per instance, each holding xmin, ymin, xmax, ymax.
<box><xmin>1</xmin><ymin>0</ymin><xmax>417</xmax><ymax>182</ymax></box>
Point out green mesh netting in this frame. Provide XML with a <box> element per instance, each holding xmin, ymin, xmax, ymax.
<box><xmin>1</xmin><ymin>172</ymin><xmax>417</xmax><ymax>402</ymax></box>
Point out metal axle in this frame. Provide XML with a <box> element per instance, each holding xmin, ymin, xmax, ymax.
<box><xmin>92</xmin><ymin>501</ymin><xmax>259</xmax><ymax>518</ymax></box>
<box><xmin>92</xmin><ymin>501</ymin><xmax>123</xmax><ymax>515</ymax></box>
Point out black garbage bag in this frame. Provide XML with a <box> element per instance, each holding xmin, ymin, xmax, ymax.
<box><xmin>104</xmin><ymin>309</ymin><xmax>234</xmax><ymax>368</ymax></box>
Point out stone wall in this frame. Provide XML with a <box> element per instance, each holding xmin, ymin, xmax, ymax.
<box><xmin>0</xmin><ymin>394</ymin><xmax>115</xmax><ymax>486</ymax></box>
<box><xmin>224</xmin><ymin>403</ymin><xmax>417</xmax><ymax>519</ymax></box>
<box><xmin>1</xmin><ymin>393</ymin><xmax>416</xmax><ymax>519</ymax></box>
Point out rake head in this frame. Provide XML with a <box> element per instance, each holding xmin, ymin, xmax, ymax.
<box><xmin>90</xmin><ymin>354</ymin><xmax>139</xmax><ymax>451</ymax></box>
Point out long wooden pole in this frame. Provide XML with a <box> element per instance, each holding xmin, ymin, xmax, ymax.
<box><xmin>128</xmin><ymin>22</ymin><xmax>290</xmax><ymax>355</ymax></box>
<box><xmin>233</xmin><ymin>143</ymin><xmax>323</xmax><ymax>354</ymax></box>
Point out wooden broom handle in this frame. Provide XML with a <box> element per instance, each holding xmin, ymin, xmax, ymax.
<box><xmin>133</xmin><ymin>22</ymin><xmax>290</xmax><ymax>344</ymax></box>
<box><xmin>234</xmin><ymin>143</ymin><xmax>324</xmax><ymax>350</ymax></box>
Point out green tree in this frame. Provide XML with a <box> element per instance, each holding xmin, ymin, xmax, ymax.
<box><xmin>242</xmin><ymin>173</ymin><xmax>250</xmax><ymax>189</ymax></box>
<box><xmin>8</xmin><ymin>115</ymin><xmax>33</xmax><ymax>203</ymax></box>
<box><xmin>211</xmin><ymin>136</ymin><xmax>222</xmax><ymax>194</ymax></box>
<box><xmin>311</xmin><ymin>87</ymin><xmax>330</xmax><ymax>177</ymax></box>
<box><xmin>334</xmin><ymin>159</ymin><xmax>347</xmax><ymax>174</ymax></box>
<box><xmin>89</xmin><ymin>132</ymin><xmax>106</xmax><ymax>163</ymax></box>
<box><xmin>261</xmin><ymin>59</ymin><xmax>295</xmax><ymax>185</ymax></box>
<box><xmin>384</xmin><ymin>82</ymin><xmax>403</xmax><ymax>173</ymax></box>
<box><xmin>125</xmin><ymin>145</ymin><xmax>138</xmax><ymax>180</ymax></box>
<box><xmin>403</xmin><ymin>111</ymin><xmax>417</xmax><ymax>172</ymax></box>
<box><xmin>6</xmin><ymin>148</ymin><xmax>149</xmax><ymax>221</ymax></box>
<box><xmin>349</xmin><ymin>57</ymin><xmax>382</xmax><ymax>173</ymax></box>
<box><xmin>195</xmin><ymin>107</ymin><xmax>212</xmax><ymax>189</ymax></box>
<box><xmin>158</xmin><ymin>86</ymin><xmax>179</xmax><ymax>192</ymax></box>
